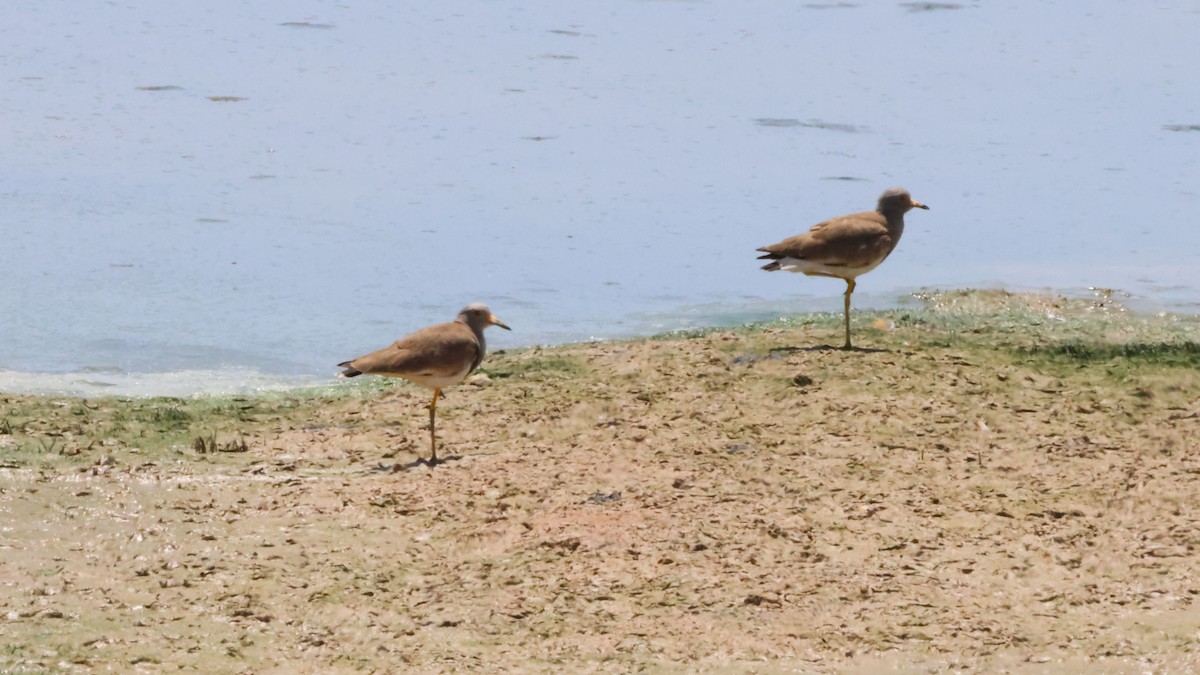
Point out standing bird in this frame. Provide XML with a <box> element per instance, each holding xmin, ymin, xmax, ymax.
<box><xmin>338</xmin><ymin>303</ymin><xmax>511</xmax><ymax>466</ymax></box>
<box><xmin>756</xmin><ymin>187</ymin><xmax>929</xmax><ymax>350</ymax></box>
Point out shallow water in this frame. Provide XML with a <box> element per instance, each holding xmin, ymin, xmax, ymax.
<box><xmin>2</xmin><ymin>1</ymin><xmax>1198</xmax><ymax>396</ymax></box>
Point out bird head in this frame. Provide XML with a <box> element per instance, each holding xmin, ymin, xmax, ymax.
<box><xmin>459</xmin><ymin>304</ymin><xmax>512</xmax><ymax>331</ymax></box>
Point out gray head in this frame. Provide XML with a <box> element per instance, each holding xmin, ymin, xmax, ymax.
<box><xmin>455</xmin><ymin>303</ymin><xmax>512</xmax><ymax>333</ymax></box>
<box><xmin>876</xmin><ymin>187</ymin><xmax>930</xmax><ymax>215</ymax></box>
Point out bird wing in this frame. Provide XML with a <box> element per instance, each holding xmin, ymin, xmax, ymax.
<box><xmin>757</xmin><ymin>211</ymin><xmax>892</xmax><ymax>268</ymax></box>
<box><xmin>343</xmin><ymin>322</ymin><xmax>482</xmax><ymax>378</ymax></box>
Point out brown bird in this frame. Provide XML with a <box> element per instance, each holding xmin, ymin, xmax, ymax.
<box><xmin>338</xmin><ymin>303</ymin><xmax>511</xmax><ymax>465</ymax></box>
<box><xmin>756</xmin><ymin>187</ymin><xmax>929</xmax><ymax>349</ymax></box>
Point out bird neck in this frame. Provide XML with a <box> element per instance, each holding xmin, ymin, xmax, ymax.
<box><xmin>877</xmin><ymin>209</ymin><xmax>907</xmax><ymax>232</ymax></box>
<box><xmin>466</xmin><ymin>323</ymin><xmax>488</xmax><ymax>352</ymax></box>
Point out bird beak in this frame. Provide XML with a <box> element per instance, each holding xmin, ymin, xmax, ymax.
<box><xmin>490</xmin><ymin>315</ymin><xmax>512</xmax><ymax>331</ymax></box>
<box><xmin>912</xmin><ymin>200</ymin><xmax>930</xmax><ymax>210</ymax></box>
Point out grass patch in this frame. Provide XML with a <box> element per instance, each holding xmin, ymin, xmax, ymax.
<box><xmin>648</xmin><ymin>313</ymin><xmax>841</xmax><ymax>342</ymax></box>
<box><xmin>487</xmin><ymin>354</ymin><xmax>586</xmax><ymax>379</ymax></box>
<box><xmin>1022</xmin><ymin>340</ymin><xmax>1200</xmax><ymax>366</ymax></box>
<box><xmin>148</xmin><ymin>404</ymin><xmax>192</xmax><ymax>427</ymax></box>
<box><xmin>0</xmin><ymin>390</ymin><xmax>343</xmax><ymax>467</ymax></box>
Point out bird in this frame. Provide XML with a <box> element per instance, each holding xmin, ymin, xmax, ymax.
<box><xmin>338</xmin><ymin>303</ymin><xmax>511</xmax><ymax>466</ymax></box>
<box><xmin>756</xmin><ymin>187</ymin><xmax>929</xmax><ymax>350</ymax></box>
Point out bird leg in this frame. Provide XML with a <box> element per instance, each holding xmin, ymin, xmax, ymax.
<box><xmin>427</xmin><ymin>388</ymin><xmax>441</xmax><ymax>465</ymax></box>
<box><xmin>842</xmin><ymin>279</ymin><xmax>856</xmax><ymax>350</ymax></box>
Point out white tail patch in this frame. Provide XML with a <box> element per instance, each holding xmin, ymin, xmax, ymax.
<box><xmin>777</xmin><ymin>257</ymin><xmax>877</xmax><ymax>278</ymax></box>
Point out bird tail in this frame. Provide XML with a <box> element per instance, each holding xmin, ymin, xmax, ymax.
<box><xmin>337</xmin><ymin>361</ymin><xmax>362</xmax><ymax>378</ymax></box>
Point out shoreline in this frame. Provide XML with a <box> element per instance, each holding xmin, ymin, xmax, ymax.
<box><xmin>2</xmin><ymin>289</ymin><xmax>1199</xmax><ymax>671</ymax></box>
<box><xmin>3</xmin><ymin>285</ymin><xmax>1199</xmax><ymax>400</ymax></box>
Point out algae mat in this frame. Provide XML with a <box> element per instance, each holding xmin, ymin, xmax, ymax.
<box><xmin>2</xmin><ymin>290</ymin><xmax>1200</xmax><ymax>673</ymax></box>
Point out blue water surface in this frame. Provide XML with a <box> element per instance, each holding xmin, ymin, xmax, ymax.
<box><xmin>2</xmin><ymin>1</ymin><xmax>1198</xmax><ymax>395</ymax></box>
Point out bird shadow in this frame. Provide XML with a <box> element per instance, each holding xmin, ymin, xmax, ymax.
<box><xmin>373</xmin><ymin>454</ymin><xmax>464</xmax><ymax>472</ymax></box>
<box><xmin>769</xmin><ymin>345</ymin><xmax>891</xmax><ymax>354</ymax></box>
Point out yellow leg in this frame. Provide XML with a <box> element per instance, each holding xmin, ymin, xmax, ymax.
<box><xmin>427</xmin><ymin>388</ymin><xmax>441</xmax><ymax>464</ymax></box>
<box><xmin>843</xmin><ymin>279</ymin><xmax>856</xmax><ymax>350</ymax></box>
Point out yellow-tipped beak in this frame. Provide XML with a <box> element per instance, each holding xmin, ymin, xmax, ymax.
<box><xmin>490</xmin><ymin>315</ymin><xmax>512</xmax><ymax>331</ymax></box>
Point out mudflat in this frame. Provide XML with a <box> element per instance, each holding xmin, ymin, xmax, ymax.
<box><xmin>2</xmin><ymin>290</ymin><xmax>1199</xmax><ymax>673</ymax></box>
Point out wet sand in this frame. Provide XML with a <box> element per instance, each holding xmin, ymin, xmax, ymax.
<box><xmin>2</xmin><ymin>290</ymin><xmax>1199</xmax><ymax>672</ymax></box>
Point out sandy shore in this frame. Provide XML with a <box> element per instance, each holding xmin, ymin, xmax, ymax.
<box><xmin>2</xmin><ymin>290</ymin><xmax>1199</xmax><ymax>673</ymax></box>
